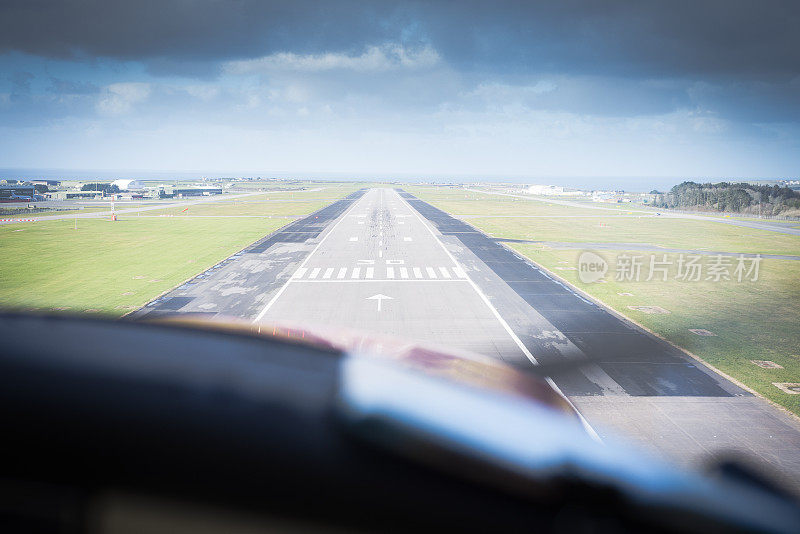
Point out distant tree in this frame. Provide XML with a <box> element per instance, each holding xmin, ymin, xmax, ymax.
<box><xmin>654</xmin><ymin>180</ymin><xmax>800</xmax><ymax>215</ymax></box>
<box><xmin>649</xmin><ymin>189</ymin><xmax>660</xmax><ymax>194</ymax></box>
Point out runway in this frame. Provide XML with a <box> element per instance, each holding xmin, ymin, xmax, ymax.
<box><xmin>135</xmin><ymin>188</ymin><xmax>800</xmax><ymax>489</ymax></box>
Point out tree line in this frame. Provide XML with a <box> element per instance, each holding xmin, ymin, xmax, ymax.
<box><xmin>652</xmin><ymin>181</ymin><xmax>800</xmax><ymax>216</ymax></box>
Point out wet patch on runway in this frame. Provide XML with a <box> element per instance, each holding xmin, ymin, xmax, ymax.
<box><xmin>398</xmin><ymin>190</ymin><xmax>742</xmax><ymax>398</ymax></box>
<box><xmin>153</xmin><ymin>296</ymin><xmax>194</xmax><ymax>311</ymax></box>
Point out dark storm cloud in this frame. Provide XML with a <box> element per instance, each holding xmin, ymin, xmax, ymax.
<box><xmin>0</xmin><ymin>1</ymin><xmax>393</xmax><ymax>62</ymax></box>
<box><xmin>1</xmin><ymin>1</ymin><xmax>798</xmax><ymax>82</ymax></box>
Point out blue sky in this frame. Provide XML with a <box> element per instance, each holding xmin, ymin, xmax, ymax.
<box><xmin>1</xmin><ymin>1</ymin><xmax>798</xmax><ymax>184</ymax></box>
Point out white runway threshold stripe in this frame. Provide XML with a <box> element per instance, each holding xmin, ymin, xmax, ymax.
<box><xmin>289</xmin><ymin>266</ymin><xmax>467</xmax><ymax>280</ymax></box>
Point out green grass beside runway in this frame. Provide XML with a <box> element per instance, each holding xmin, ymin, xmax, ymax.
<box><xmin>408</xmin><ymin>186</ymin><xmax>800</xmax><ymax>417</ymax></box>
<box><xmin>0</xmin><ymin>184</ymin><xmax>364</xmax><ymax>316</ymax></box>
<box><xmin>514</xmin><ymin>246</ymin><xmax>800</xmax><ymax>415</ymax></box>
<box><xmin>404</xmin><ymin>186</ymin><xmax>800</xmax><ymax>256</ymax></box>
<box><xmin>0</xmin><ymin>217</ymin><xmax>287</xmax><ymax>315</ymax></box>
<box><xmin>474</xmin><ymin>216</ymin><xmax>800</xmax><ymax>256</ymax></box>
<box><xmin>146</xmin><ymin>198</ymin><xmax>333</xmax><ymax>217</ymax></box>
<box><xmin>6</xmin><ymin>207</ymin><xmax>111</xmax><ymax>218</ymax></box>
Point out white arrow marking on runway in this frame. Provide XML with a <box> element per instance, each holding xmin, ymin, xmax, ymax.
<box><xmin>366</xmin><ymin>293</ymin><xmax>393</xmax><ymax>311</ymax></box>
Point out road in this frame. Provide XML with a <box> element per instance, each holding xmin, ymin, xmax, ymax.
<box><xmin>135</xmin><ymin>187</ymin><xmax>800</xmax><ymax>490</ymax></box>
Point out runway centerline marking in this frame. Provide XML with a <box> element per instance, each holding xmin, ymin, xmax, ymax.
<box><xmin>366</xmin><ymin>293</ymin><xmax>393</xmax><ymax>311</ymax></box>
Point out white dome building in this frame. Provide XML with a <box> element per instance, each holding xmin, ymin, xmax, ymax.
<box><xmin>111</xmin><ymin>179</ymin><xmax>144</xmax><ymax>191</ymax></box>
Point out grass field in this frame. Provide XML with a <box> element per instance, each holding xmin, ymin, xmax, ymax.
<box><xmin>0</xmin><ymin>184</ymin><xmax>361</xmax><ymax>316</ymax></box>
<box><xmin>406</xmin><ymin>186</ymin><xmax>800</xmax><ymax>416</ymax></box>
<box><xmin>146</xmin><ymin>198</ymin><xmax>333</xmax><ymax>217</ymax></box>
<box><xmin>2</xmin><ymin>207</ymin><xmax>111</xmax><ymax>218</ymax></box>
<box><xmin>404</xmin><ymin>188</ymin><xmax>800</xmax><ymax>256</ymax></box>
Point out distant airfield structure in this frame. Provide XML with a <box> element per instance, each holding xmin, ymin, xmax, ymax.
<box><xmin>111</xmin><ymin>179</ymin><xmax>145</xmax><ymax>191</ymax></box>
<box><xmin>525</xmin><ymin>184</ymin><xmax>585</xmax><ymax>197</ymax></box>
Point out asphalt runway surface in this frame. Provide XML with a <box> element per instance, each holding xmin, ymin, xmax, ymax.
<box><xmin>134</xmin><ymin>188</ymin><xmax>800</xmax><ymax>490</ymax></box>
